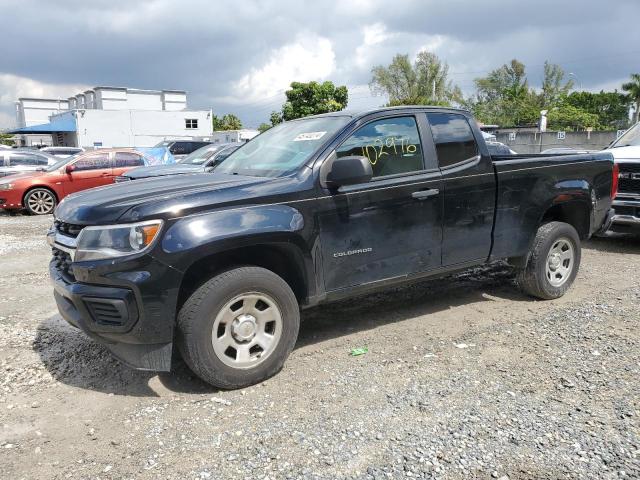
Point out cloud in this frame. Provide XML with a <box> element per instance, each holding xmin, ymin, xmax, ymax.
<box><xmin>231</xmin><ymin>33</ymin><xmax>336</xmax><ymax>103</ymax></box>
<box><xmin>355</xmin><ymin>23</ymin><xmax>393</xmax><ymax>69</ymax></box>
<box><xmin>0</xmin><ymin>74</ymin><xmax>89</xmax><ymax>128</ymax></box>
<box><xmin>0</xmin><ymin>0</ymin><xmax>639</xmax><ymax>128</ymax></box>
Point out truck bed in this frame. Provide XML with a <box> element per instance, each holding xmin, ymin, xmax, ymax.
<box><xmin>490</xmin><ymin>152</ymin><xmax>615</xmax><ymax>261</ymax></box>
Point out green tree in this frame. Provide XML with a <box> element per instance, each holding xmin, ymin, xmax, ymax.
<box><xmin>565</xmin><ymin>90</ymin><xmax>631</xmax><ymax>130</ymax></box>
<box><xmin>470</xmin><ymin>59</ymin><xmax>539</xmax><ymax>126</ymax></box>
<box><xmin>0</xmin><ymin>133</ymin><xmax>15</xmax><ymax>146</ymax></box>
<box><xmin>212</xmin><ymin>113</ymin><xmax>243</xmax><ymax>131</ymax></box>
<box><xmin>546</xmin><ymin>104</ymin><xmax>600</xmax><ymax>131</ymax></box>
<box><xmin>258</xmin><ymin>123</ymin><xmax>271</xmax><ymax>133</ymax></box>
<box><xmin>540</xmin><ymin>61</ymin><xmax>574</xmax><ymax>107</ymax></box>
<box><xmin>270</xmin><ymin>111</ymin><xmax>283</xmax><ymax>126</ymax></box>
<box><xmin>369</xmin><ymin>51</ymin><xmax>461</xmax><ymax>106</ymax></box>
<box><xmin>622</xmin><ymin>73</ymin><xmax>640</xmax><ymax>123</ymax></box>
<box><xmin>280</xmin><ymin>81</ymin><xmax>348</xmax><ymax>121</ymax></box>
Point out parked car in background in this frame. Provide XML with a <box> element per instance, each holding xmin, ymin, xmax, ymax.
<box><xmin>602</xmin><ymin>122</ymin><xmax>640</xmax><ymax>234</ymax></box>
<box><xmin>115</xmin><ymin>143</ymin><xmax>240</xmax><ymax>182</ymax></box>
<box><xmin>40</xmin><ymin>146</ymin><xmax>84</xmax><ymax>158</ymax></box>
<box><xmin>0</xmin><ymin>148</ymin><xmax>152</xmax><ymax>215</ymax></box>
<box><xmin>541</xmin><ymin>147</ymin><xmax>597</xmax><ymax>154</ymax></box>
<box><xmin>0</xmin><ymin>149</ymin><xmax>58</xmax><ymax>178</ymax></box>
<box><xmin>486</xmin><ymin>141</ymin><xmax>517</xmax><ymax>155</ymax></box>
<box><xmin>153</xmin><ymin>140</ymin><xmax>214</xmax><ymax>159</ymax></box>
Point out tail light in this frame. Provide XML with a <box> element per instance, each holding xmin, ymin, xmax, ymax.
<box><xmin>611</xmin><ymin>162</ymin><xmax>619</xmax><ymax>199</ymax></box>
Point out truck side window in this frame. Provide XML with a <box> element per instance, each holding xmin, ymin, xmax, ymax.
<box><xmin>427</xmin><ymin>113</ymin><xmax>478</xmax><ymax>168</ymax></box>
<box><xmin>336</xmin><ymin>116</ymin><xmax>424</xmax><ymax>178</ymax></box>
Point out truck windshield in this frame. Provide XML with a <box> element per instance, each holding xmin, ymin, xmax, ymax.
<box><xmin>611</xmin><ymin>123</ymin><xmax>640</xmax><ymax>148</ymax></box>
<box><xmin>215</xmin><ymin>116</ymin><xmax>351</xmax><ymax>177</ymax></box>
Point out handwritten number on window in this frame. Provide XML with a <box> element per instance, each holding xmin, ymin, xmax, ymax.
<box><xmin>360</xmin><ymin>136</ymin><xmax>416</xmax><ymax>165</ymax></box>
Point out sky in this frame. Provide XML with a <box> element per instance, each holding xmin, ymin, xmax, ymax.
<box><xmin>1</xmin><ymin>0</ymin><xmax>639</xmax><ymax>129</ymax></box>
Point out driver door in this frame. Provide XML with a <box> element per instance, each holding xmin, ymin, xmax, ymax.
<box><xmin>318</xmin><ymin>114</ymin><xmax>443</xmax><ymax>291</ymax></box>
<box><xmin>63</xmin><ymin>151</ymin><xmax>112</xmax><ymax>195</ymax></box>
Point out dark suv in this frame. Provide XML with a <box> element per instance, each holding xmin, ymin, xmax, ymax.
<box><xmin>154</xmin><ymin>140</ymin><xmax>213</xmax><ymax>159</ymax></box>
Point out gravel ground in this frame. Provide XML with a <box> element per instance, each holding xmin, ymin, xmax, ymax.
<box><xmin>0</xmin><ymin>212</ymin><xmax>638</xmax><ymax>480</ymax></box>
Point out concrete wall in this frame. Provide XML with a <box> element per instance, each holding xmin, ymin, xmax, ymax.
<box><xmin>17</xmin><ymin>99</ymin><xmax>69</xmax><ymax>127</ymax></box>
<box><xmin>75</xmin><ymin>109</ymin><xmax>213</xmax><ymax>148</ymax></box>
<box><xmin>495</xmin><ymin>130</ymin><xmax>618</xmax><ymax>153</ymax></box>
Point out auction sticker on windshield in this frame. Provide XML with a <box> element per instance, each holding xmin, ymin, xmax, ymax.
<box><xmin>293</xmin><ymin>131</ymin><xmax>326</xmax><ymax>141</ymax></box>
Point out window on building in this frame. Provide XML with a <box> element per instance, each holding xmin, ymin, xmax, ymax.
<box><xmin>426</xmin><ymin>113</ymin><xmax>478</xmax><ymax>168</ymax></box>
<box><xmin>185</xmin><ymin>118</ymin><xmax>198</xmax><ymax>129</ymax></box>
<box><xmin>336</xmin><ymin>116</ymin><xmax>424</xmax><ymax>178</ymax></box>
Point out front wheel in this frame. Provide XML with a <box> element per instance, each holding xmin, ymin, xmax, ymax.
<box><xmin>517</xmin><ymin>221</ymin><xmax>581</xmax><ymax>300</ymax></box>
<box><xmin>24</xmin><ymin>188</ymin><xmax>56</xmax><ymax>215</ymax></box>
<box><xmin>177</xmin><ymin>266</ymin><xmax>300</xmax><ymax>389</ymax></box>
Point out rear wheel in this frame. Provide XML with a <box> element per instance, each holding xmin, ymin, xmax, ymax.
<box><xmin>517</xmin><ymin>221</ymin><xmax>581</xmax><ymax>299</ymax></box>
<box><xmin>24</xmin><ymin>188</ymin><xmax>56</xmax><ymax>215</ymax></box>
<box><xmin>177</xmin><ymin>266</ymin><xmax>300</xmax><ymax>389</ymax></box>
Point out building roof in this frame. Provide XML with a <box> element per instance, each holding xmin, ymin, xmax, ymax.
<box><xmin>6</xmin><ymin>115</ymin><xmax>76</xmax><ymax>134</ymax></box>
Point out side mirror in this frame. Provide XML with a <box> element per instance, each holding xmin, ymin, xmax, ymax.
<box><xmin>65</xmin><ymin>164</ymin><xmax>75</xmax><ymax>174</ymax></box>
<box><xmin>321</xmin><ymin>154</ymin><xmax>373</xmax><ymax>189</ymax></box>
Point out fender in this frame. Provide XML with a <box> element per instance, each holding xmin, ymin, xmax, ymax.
<box><xmin>161</xmin><ymin>204</ymin><xmax>305</xmax><ymax>254</ymax></box>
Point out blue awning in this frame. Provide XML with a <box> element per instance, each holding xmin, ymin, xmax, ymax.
<box><xmin>7</xmin><ymin>116</ymin><xmax>76</xmax><ymax>134</ymax></box>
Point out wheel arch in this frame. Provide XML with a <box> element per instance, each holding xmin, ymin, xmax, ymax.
<box><xmin>176</xmin><ymin>242</ymin><xmax>310</xmax><ymax>317</ymax></box>
<box><xmin>22</xmin><ymin>184</ymin><xmax>59</xmax><ymax>203</ymax></box>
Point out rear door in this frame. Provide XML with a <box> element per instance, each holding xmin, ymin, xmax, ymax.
<box><xmin>63</xmin><ymin>151</ymin><xmax>112</xmax><ymax>195</ymax></box>
<box><xmin>319</xmin><ymin>113</ymin><xmax>443</xmax><ymax>291</ymax></box>
<box><xmin>112</xmin><ymin>151</ymin><xmax>145</xmax><ymax>177</ymax></box>
<box><xmin>425</xmin><ymin>112</ymin><xmax>496</xmax><ymax>266</ymax></box>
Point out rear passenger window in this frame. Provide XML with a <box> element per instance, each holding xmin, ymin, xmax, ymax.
<box><xmin>8</xmin><ymin>153</ymin><xmax>48</xmax><ymax>166</ymax></box>
<box><xmin>427</xmin><ymin>113</ymin><xmax>478</xmax><ymax>168</ymax></box>
<box><xmin>113</xmin><ymin>152</ymin><xmax>144</xmax><ymax>167</ymax></box>
<box><xmin>336</xmin><ymin>116</ymin><xmax>424</xmax><ymax>178</ymax></box>
<box><xmin>74</xmin><ymin>153</ymin><xmax>110</xmax><ymax>171</ymax></box>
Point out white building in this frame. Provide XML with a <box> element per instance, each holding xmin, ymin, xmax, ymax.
<box><xmin>211</xmin><ymin>129</ymin><xmax>260</xmax><ymax>144</ymax></box>
<box><xmin>10</xmin><ymin>86</ymin><xmax>213</xmax><ymax>148</ymax></box>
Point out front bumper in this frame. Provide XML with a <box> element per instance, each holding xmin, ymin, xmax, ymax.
<box><xmin>49</xmin><ymin>241</ymin><xmax>183</xmax><ymax>371</ymax></box>
<box><xmin>609</xmin><ymin>197</ymin><xmax>640</xmax><ymax>234</ymax></box>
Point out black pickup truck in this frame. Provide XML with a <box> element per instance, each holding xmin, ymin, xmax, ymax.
<box><xmin>48</xmin><ymin>107</ymin><xmax>616</xmax><ymax>389</ymax></box>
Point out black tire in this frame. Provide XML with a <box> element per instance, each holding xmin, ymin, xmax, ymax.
<box><xmin>24</xmin><ymin>188</ymin><xmax>57</xmax><ymax>215</ymax></box>
<box><xmin>177</xmin><ymin>266</ymin><xmax>300</xmax><ymax>389</ymax></box>
<box><xmin>517</xmin><ymin>221</ymin><xmax>581</xmax><ymax>300</ymax></box>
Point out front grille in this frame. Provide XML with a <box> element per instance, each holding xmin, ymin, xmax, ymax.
<box><xmin>619</xmin><ymin>178</ymin><xmax>639</xmax><ymax>194</ymax></box>
<box><xmin>54</xmin><ymin>220</ymin><xmax>84</xmax><ymax>238</ymax></box>
<box><xmin>613</xmin><ymin>205</ymin><xmax>639</xmax><ymax>217</ymax></box>
<box><xmin>618</xmin><ymin>163</ymin><xmax>640</xmax><ymax>194</ymax></box>
<box><xmin>619</xmin><ymin>163</ymin><xmax>640</xmax><ymax>174</ymax></box>
<box><xmin>51</xmin><ymin>247</ymin><xmax>75</xmax><ymax>282</ymax></box>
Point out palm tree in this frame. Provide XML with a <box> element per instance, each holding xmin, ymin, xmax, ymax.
<box><xmin>622</xmin><ymin>73</ymin><xmax>640</xmax><ymax>123</ymax></box>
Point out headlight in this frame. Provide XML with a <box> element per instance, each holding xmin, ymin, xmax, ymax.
<box><xmin>75</xmin><ymin>220</ymin><xmax>163</xmax><ymax>261</ymax></box>
<box><xmin>0</xmin><ymin>183</ymin><xmax>13</xmax><ymax>191</ymax></box>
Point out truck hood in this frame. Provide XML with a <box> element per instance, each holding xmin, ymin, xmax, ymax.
<box><xmin>124</xmin><ymin>163</ymin><xmax>202</xmax><ymax>179</ymax></box>
<box><xmin>55</xmin><ymin>172</ymin><xmax>278</xmax><ymax>224</ymax></box>
<box><xmin>602</xmin><ymin>145</ymin><xmax>640</xmax><ymax>161</ymax></box>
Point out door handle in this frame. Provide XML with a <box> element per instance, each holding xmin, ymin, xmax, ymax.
<box><xmin>101</xmin><ymin>172</ymin><xmax>110</xmax><ymax>176</ymax></box>
<box><xmin>411</xmin><ymin>189</ymin><xmax>439</xmax><ymax>200</ymax></box>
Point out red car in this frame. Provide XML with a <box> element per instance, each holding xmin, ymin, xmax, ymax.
<box><xmin>0</xmin><ymin>149</ymin><xmax>150</xmax><ymax>215</ymax></box>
